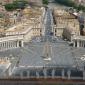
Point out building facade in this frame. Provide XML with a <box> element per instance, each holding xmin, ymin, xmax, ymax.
<box><xmin>53</xmin><ymin>8</ymin><xmax>80</xmax><ymax>41</ymax></box>
<box><xmin>0</xmin><ymin>7</ymin><xmax>45</xmax><ymax>51</ymax></box>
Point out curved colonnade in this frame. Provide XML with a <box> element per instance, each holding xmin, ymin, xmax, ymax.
<box><xmin>12</xmin><ymin>67</ymin><xmax>85</xmax><ymax>80</ymax></box>
<box><xmin>0</xmin><ymin>35</ymin><xmax>24</xmax><ymax>51</ymax></box>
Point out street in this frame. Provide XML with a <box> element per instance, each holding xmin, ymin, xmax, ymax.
<box><xmin>44</xmin><ymin>8</ymin><xmax>54</xmax><ymax>42</ymax></box>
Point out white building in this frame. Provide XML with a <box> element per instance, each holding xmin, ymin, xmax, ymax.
<box><xmin>0</xmin><ymin>57</ymin><xmax>11</xmax><ymax>77</ymax></box>
<box><xmin>53</xmin><ymin>8</ymin><xmax>80</xmax><ymax>41</ymax></box>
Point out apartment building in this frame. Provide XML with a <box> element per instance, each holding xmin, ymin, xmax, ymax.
<box><xmin>0</xmin><ymin>7</ymin><xmax>45</xmax><ymax>51</ymax></box>
<box><xmin>53</xmin><ymin>8</ymin><xmax>80</xmax><ymax>41</ymax></box>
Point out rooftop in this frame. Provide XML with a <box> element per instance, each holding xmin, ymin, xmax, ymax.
<box><xmin>53</xmin><ymin>8</ymin><xmax>76</xmax><ymax>19</ymax></box>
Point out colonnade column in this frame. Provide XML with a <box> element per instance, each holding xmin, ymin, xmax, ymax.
<box><xmin>12</xmin><ymin>42</ymin><xmax>14</xmax><ymax>48</ymax></box>
<box><xmin>13</xmin><ymin>41</ymin><xmax>15</xmax><ymax>48</ymax></box>
<box><xmin>77</xmin><ymin>40</ymin><xmax>79</xmax><ymax>47</ymax></box>
<box><xmin>82</xmin><ymin>41</ymin><xmax>85</xmax><ymax>47</ymax></box>
<box><xmin>16</xmin><ymin>41</ymin><xmax>19</xmax><ymax>47</ymax></box>
<box><xmin>43</xmin><ymin>69</ymin><xmax>47</xmax><ymax>78</ymax></box>
<box><xmin>27</xmin><ymin>71</ymin><xmax>30</xmax><ymax>78</ymax></box>
<box><xmin>79</xmin><ymin>41</ymin><xmax>85</xmax><ymax>47</ymax></box>
<box><xmin>20</xmin><ymin>72</ymin><xmax>23</xmax><ymax>78</ymax></box>
<box><xmin>1</xmin><ymin>42</ymin><xmax>4</xmax><ymax>50</ymax></box>
<box><xmin>1</xmin><ymin>43</ymin><xmax>4</xmax><ymax>50</ymax></box>
<box><xmin>83</xmin><ymin>71</ymin><xmax>85</xmax><ymax>80</ymax></box>
<box><xmin>62</xmin><ymin>69</ymin><xmax>65</xmax><ymax>79</ymax></box>
<box><xmin>9</xmin><ymin>42</ymin><xmax>11</xmax><ymax>48</ymax></box>
<box><xmin>67</xmin><ymin>70</ymin><xmax>71</xmax><ymax>79</ymax></box>
<box><xmin>3</xmin><ymin>42</ymin><xmax>5</xmax><ymax>49</ymax></box>
<box><xmin>11</xmin><ymin>41</ymin><xmax>16</xmax><ymax>48</ymax></box>
<box><xmin>0</xmin><ymin>39</ymin><xmax>24</xmax><ymax>51</ymax></box>
<box><xmin>11</xmin><ymin>42</ymin><xmax>13</xmax><ymax>48</ymax></box>
<box><xmin>8</xmin><ymin>42</ymin><xmax>10</xmax><ymax>48</ymax></box>
<box><xmin>52</xmin><ymin>69</ymin><xmax>55</xmax><ymax>78</ymax></box>
<box><xmin>73</xmin><ymin>41</ymin><xmax>75</xmax><ymax>47</ymax></box>
<box><xmin>21</xmin><ymin>40</ymin><xmax>24</xmax><ymax>47</ymax></box>
<box><xmin>80</xmin><ymin>41</ymin><xmax>83</xmax><ymax>47</ymax></box>
<box><xmin>36</xmin><ymin>71</ymin><xmax>39</xmax><ymax>78</ymax></box>
<box><xmin>84</xmin><ymin>41</ymin><xmax>85</xmax><ymax>47</ymax></box>
<box><xmin>5</xmin><ymin>42</ymin><xmax>7</xmax><ymax>49</ymax></box>
<box><xmin>0</xmin><ymin>43</ymin><xmax>1</xmax><ymax>50</ymax></box>
<box><xmin>1</xmin><ymin>43</ymin><xmax>3</xmax><ymax>50</ymax></box>
<box><xmin>14</xmin><ymin>41</ymin><xmax>18</xmax><ymax>48</ymax></box>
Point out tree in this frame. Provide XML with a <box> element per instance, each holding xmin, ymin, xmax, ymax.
<box><xmin>5</xmin><ymin>4</ymin><xmax>16</xmax><ymax>11</ymax></box>
<box><xmin>42</xmin><ymin>0</ymin><xmax>48</xmax><ymax>5</ymax></box>
<box><xmin>55</xmin><ymin>0</ymin><xmax>75</xmax><ymax>7</ymax></box>
<box><xmin>5</xmin><ymin>0</ymin><xmax>28</xmax><ymax>11</ymax></box>
<box><xmin>55</xmin><ymin>0</ymin><xmax>85</xmax><ymax>12</ymax></box>
<box><xmin>13</xmin><ymin>0</ymin><xmax>28</xmax><ymax>9</ymax></box>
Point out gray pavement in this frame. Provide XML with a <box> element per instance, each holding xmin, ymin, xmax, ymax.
<box><xmin>44</xmin><ymin>8</ymin><xmax>53</xmax><ymax>42</ymax></box>
<box><xmin>0</xmin><ymin>40</ymin><xmax>85</xmax><ymax>69</ymax></box>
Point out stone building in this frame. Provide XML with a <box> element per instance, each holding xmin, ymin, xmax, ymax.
<box><xmin>63</xmin><ymin>19</ymin><xmax>80</xmax><ymax>41</ymax></box>
<box><xmin>0</xmin><ymin>7</ymin><xmax>45</xmax><ymax>51</ymax></box>
<box><xmin>53</xmin><ymin>8</ymin><xmax>80</xmax><ymax>41</ymax></box>
<box><xmin>0</xmin><ymin>57</ymin><xmax>11</xmax><ymax>77</ymax></box>
<box><xmin>79</xmin><ymin>13</ymin><xmax>85</xmax><ymax>36</ymax></box>
<box><xmin>5</xmin><ymin>7</ymin><xmax>45</xmax><ymax>40</ymax></box>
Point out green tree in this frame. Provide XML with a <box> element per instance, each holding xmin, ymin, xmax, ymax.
<box><xmin>5</xmin><ymin>4</ymin><xmax>16</xmax><ymax>11</ymax></box>
<box><xmin>5</xmin><ymin>0</ymin><xmax>28</xmax><ymax>11</ymax></box>
<box><xmin>55</xmin><ymin>0</ymin><xmax>76</xmax><ymax>7</ymax></box>
<box><xmin>42</xmin><ymin>0</ymin><xmax>48</xmax><ymax>5</ymax></box>
<box><xmin>55</xmin><ymin>0</ymin><xmax>85</xmax><ymax>12</ymax></box>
